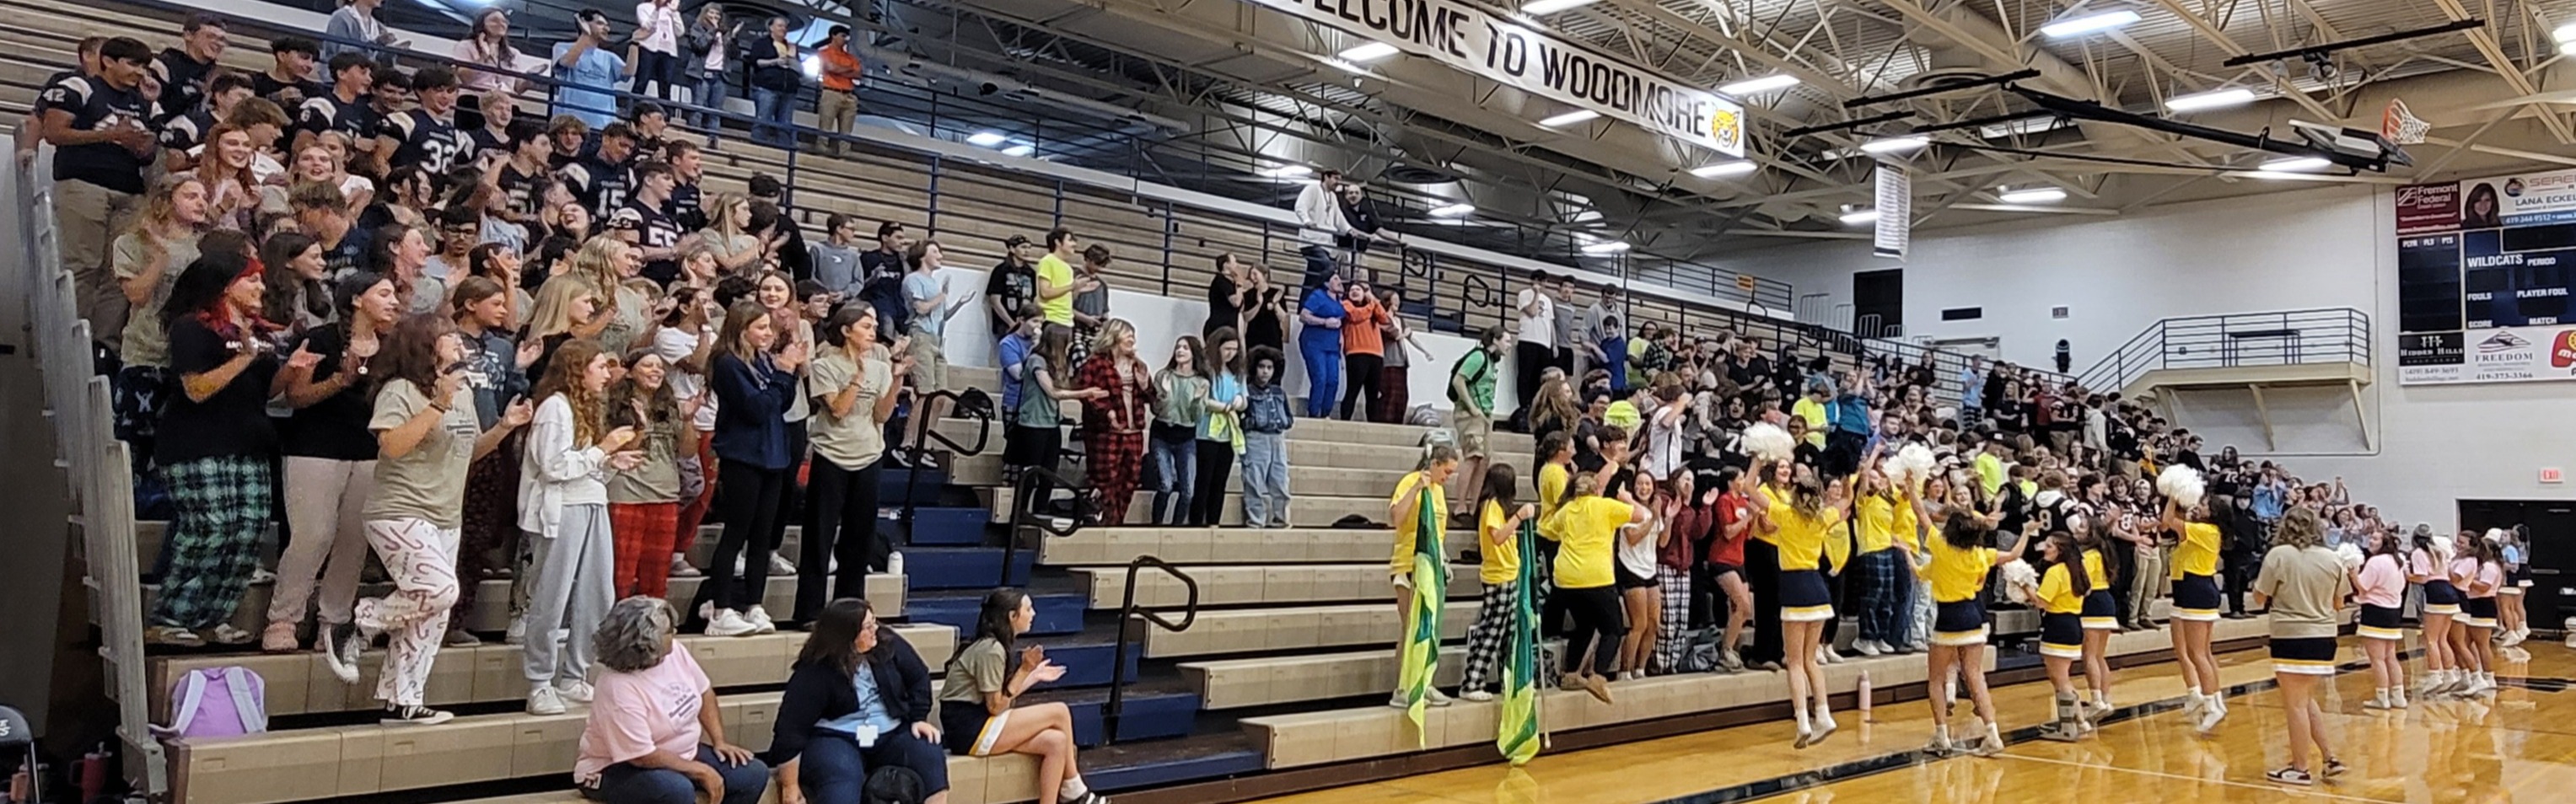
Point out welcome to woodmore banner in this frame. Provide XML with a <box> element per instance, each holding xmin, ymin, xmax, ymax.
<box><xmin>1254</xmin><ymin>0</ymin><xmax>1750</xmax><ymax>157</ymax></box>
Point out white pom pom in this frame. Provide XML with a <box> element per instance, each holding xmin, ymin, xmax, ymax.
<box><xmin>2335</xmin><ymin>543</ymin><xmax>2364</xmax><ymax>573</ymax></box>
<box><xmin>2431</xmin><ymin>534</ymin><xmax>2456</xmax><ymax>565</ymax></box>
<box><xmin>1934</xmin><ymin>405</ymin><xmax>1959</xmax><ymax>422</ymax></box>
<box><xmin>1740</xmin><ymin>422</ymin><xmax>1796</xmax><ymax>464</ymax></box>
<box><xmin>2486</xmin><ymin>528</ymin><xmax>2510</xmax><ymax>545</ymax></box>
<box><xmin>2000</xmin><ymin>560</ymin><xmax>2041</xmax><ymax>605</ymax></box>
<box><xmin>2156</xmin><ymin>465</ymin><xmax>2206</xmax><ymax>510</ymax></box>
<box><xmin>1886</xmin><ymin>443</ymin><xmax>1937</xmax><ymax>490</ymax></box>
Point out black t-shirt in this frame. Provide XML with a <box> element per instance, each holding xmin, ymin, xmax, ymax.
<box><xmin>158</xmin><ymin>108</ymin><xmax>214</xmax><ymax>155</ymax></box>
<box><xmin>986</xmin><ymin>259</ymin><xmax>1035</xmax><ymax>333</ymax></box>
<box><xmin>1243</xmin><ymin>285</ymin><xmax>1288</xmax><ymax>354</ymax></box>
<box><xmin>249</xmin><ymin>72</ymin><xmax>325</xmax><ymax>109</ymax></box>
<box><xmin>380</xmin><ymin>110</ymin><xmax>474</xmax><ymax>174</ymax></box>
<box><xmin>467</xmin><ymin>126</ymin><xmax>508</xmax><ymax>159</ymax></box>
<box><xmin>157</xmin><ymin>316</ymin><xmax>282</xmax><ymax>464</ymax></box>
<box><xmin>498</xmin><ymin>162</ymin><xmax>550</xmax><ymax>219</ymax></box>
<box><xmin>1204</xmin><ymin>274</ymin><xmax>1241</xmax><ymax>338</ymax></box>
<box><xmin>296</xmin><ymin>92</ymin><xmax>377</xmax><ymax>145</ymax></box>
<box><xmin>321</xmin><ymin>226</ymin><xmax>371</xmax><ymax>281</ymax></box>
<box><xmin>610</xmin><ymin>200</ymin><xmax>685</xmax><ymax>285</ymax></box>
<box><xmin>559</xmin><ymin>157</ymin><xmax>632</xmax><ymax>219</ymax></box>
<box><xmin>40</xmin><ymin>74</ymin><xmax>155</xmax><ymax>195</ymax></box>
<box><xmin>860</xmin><ymin>248</ymin><xmax>905</xmax><ymax>282</ymax></box>
<box><xmin>152</xmin><ymin>48</ymin><xmax>217</xmax><ymax>122</ymax></box>
<box><xmin>277</xmin><ymin>326</ymin><xmax>382</xmax><ymax>460</ymax></box>
<box><xmin>666</xmin><ymin>181</ymin><xmax>706</xmax><ymax>232</ymax></box>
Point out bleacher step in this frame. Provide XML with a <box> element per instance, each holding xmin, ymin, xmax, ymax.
<box><xmin>906</xmin><ymin>591</ymin><xmax>1085</xmax><ymax>636</ymax></box>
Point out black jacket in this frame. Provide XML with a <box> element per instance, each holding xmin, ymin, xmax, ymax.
<box><xmin>762</xmin><ymin>629</ymin><xmax>933</xmax><ymax>766</ymax></box>
<box><xmin>744</xmin><ymin>36</ymin><xmax>805</xmax><ymax>94</ymax></box>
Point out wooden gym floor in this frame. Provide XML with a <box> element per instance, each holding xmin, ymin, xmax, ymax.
<box><xmin>1249</xmin><ymin>636</ymin><xmax>2561</xmax><ymax>803</ymax></box>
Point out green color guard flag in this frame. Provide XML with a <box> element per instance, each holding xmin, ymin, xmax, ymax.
<box><xmin>1398</xmin><ymin>486</ymin><xmax>1445</xmax><ymax>743</ymax></box>
<box><xmin>1498</xmin><ymin>518</ymin><xmax>1542</xmax><ymax>765</ymax></box>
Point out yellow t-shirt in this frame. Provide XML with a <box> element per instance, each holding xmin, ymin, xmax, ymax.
<box><xmin>1973</xmin><ymin>453</ymin><xmax>2004</xmax><ymax>497</ymax></box>
<box><xmin>2036</xmin><ymin>561</ymin><xmax>2084</xmax><ymax>614</ymax></box>
<box><xmin>1767</xmin><ymin>499</ymin><xmax>1846</xmax><ymax>571</ymax></box>
<box><xmin>2081</xmin><ymin>549</ymin><xmax>2109</xmax><ymax>593</ymax></box>
<box><xmin>1921</xmin><ymin>540</ymin><xmax>1996</xmax><ymax>603</ymax></box>
<box><xmin>1536</xmin><ymin>463</ymin><xmax>1570</xmax><ymax>540</ymax></box>
<box><xmin>1478</xmin><ymin>500</ymin><xmax>1519</xmax><ymax>585</ymax></box>
<box><xmin>2170</xmin><ymin>522</ymin><xmax>2220</xmax><ymax>580</ymax></box>
<box><xmin>1386</xmin><ymin>471</ymin><xmax>1448</xmax><ymax>576</ymax></box>
<box><xmin>1036</xmin><ymin>253</ymin><xmax>1075</xmax><ymax>326</ymax></box>
<box><xmin>1855</xmin><ymin>494</ymin><xmax>1900</xmax><ymax>554</ymax></box>
<box><xmin>1789</xmin><ymin>397</ymin><xmax>1827</xmax><ymax>448</ymax></box>
<box><xmin>1544</xmin><ymin>496</ymin><xmax>1633</xmax><ymax>589</ymax></box>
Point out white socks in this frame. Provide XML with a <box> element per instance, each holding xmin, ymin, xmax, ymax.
<box><xmin>1062</xmin><ymin>778</ymin><xmax>1089</xmax><ymax>799</ymax></box>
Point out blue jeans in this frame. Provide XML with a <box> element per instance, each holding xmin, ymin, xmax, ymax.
<box><xmin>1148</xmin><ymin>431</ymin><xmax>1195</xmax><ymax>525</ymax></box>
<box><xmin>1240</xmin><ymin>431</ymin><xmax>1289</xmax><ymax>528</ymax></box>
<box><xmin>751</xmin><ymin>87</ymin><xmax>795</xmax><ymax>147</ymax></box>
<box><xmin>794</xmin><ymin>731</ymin><xmax>951</xmax><ymax>801</ymax></box>
<box><xmin>1300</xmin><ymin>340</ymin><xmax>1340</xmax><ymax>419</ymax></box>
<box><xmin>691</xmin><ymin>74</ymin><xmax>732</xmax><ymax>142</ymax></box>
<box><xmin>584</xmin><ymin>744</ymin><xmax>767</xmax><ymax>804</ymax></box>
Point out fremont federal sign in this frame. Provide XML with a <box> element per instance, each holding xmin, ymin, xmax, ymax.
<box><xmin>1257</xmin><ymin>0</ymin><xmax>1750</xmax><ymax>157</ymax></box>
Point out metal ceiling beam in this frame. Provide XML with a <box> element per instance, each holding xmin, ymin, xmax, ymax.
<box><xmin>2426</xmin><ymin>0</ymin><xmax>2574</xmax><ymax>142</ymax></box>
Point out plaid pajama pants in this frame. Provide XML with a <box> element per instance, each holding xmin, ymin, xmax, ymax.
<box><xmin>1459</xmin><ymin>580</ymin><xmax>1518</xmax><ymax>693</ymax></box>
<box><xmin>454</xmin><ymin>431</ymin><xmax>523</xmax><ymax>629</ymax></box>
<box><xmin>1087</xmin><ymin>429</ymin><xmax>1146</xmax><ymax>526</ymax></box>
<box><xmin>150</xmin><ymin>456</ymin><xmax>275</xmax><ymax>630</ymax></box>
<box><xmin>610</xmin><ymin>501</ymin><xmax>681</xmax><ymax>599</ymax></box>
<box><xmin>1652</xmin><ymin>566</ymin><xmax>1691</xmax><ymax>674</ymax></box>
<box><xmin>1854</xmin><ymin>549</ymin><xmax>1912</xmax><ymax>645</ymax></box>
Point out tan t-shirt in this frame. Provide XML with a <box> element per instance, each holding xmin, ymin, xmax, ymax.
<box><xmin>113</xmin><ymin>233</ymin><xmax>201</xmax><ymax>367</ymax></box>
<box><xmin>365</xmin><ymin>378</ymin><xmax>481</xmax><ymax>528</ymax></box>
<box><xmin>805</xmin><ymin>346</ymin><xmax>890</xmax><ymax>469</ymax></box>
<box><xmin>2252</xmin><ymin>544</ymin><xmax>2352</xmax><ymax>641</ymax></box>
<box><xmin>936</xmin><ymin>637</ymin><xmax>1009</xmax><ymax>705</ymax></box>
<box><xmin>605</xmin><ymin>418</ymin><xmax>684</xmax><ymax>503</ymax></box>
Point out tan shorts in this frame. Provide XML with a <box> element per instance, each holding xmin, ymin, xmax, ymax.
<box><xmin>1453</xmin><ymin>407</ymin><xmax>1492</xmax><ymax>458</ymax></box>
<box><xmin>908</xmin><ymin>332</ymin><xmax>947</xmax><ymax>391</ymax></box>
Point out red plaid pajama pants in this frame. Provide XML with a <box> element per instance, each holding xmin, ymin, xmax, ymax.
<box><xmin>1086</xmin><ymin>429</ymin><xmax>1147</xmax><ymax>526</ymax></box>
<box><xmin>610</xmin><ymin>501</ymin><xmax>681</xmax><ymax>599</ymax></box>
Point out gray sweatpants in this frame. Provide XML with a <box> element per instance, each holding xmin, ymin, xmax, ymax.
<box><xmin>520</xmin><ymin>504</ymin><xmax>613</xmax><ymax>686</ymax></box>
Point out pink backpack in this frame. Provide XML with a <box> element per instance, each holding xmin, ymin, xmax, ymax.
<box><xmin>160</xmin><ymin>667</ymin><xmax>267</xmax><ymax>740</ymax></box>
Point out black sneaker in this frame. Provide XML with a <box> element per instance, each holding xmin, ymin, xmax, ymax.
<box><xmin>2323</xmin><ymin>758</ymin><xmax>2347</xmax><ymax>777</ymax></box>
<box><xmin>381</xmin><ymin>705</ymin><xmax>454</xmax><ymax>726</ymax></box>
<box><xmin>320</xmin><ymin>622</ymin><xmax>363</xmax><ymax>684</ymax></box>
<box><xmin>2266</xmin><ymin>768</ymin><xmax>2313</xmax><ymax>786</ymax></box>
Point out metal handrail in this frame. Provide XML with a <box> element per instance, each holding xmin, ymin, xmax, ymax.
<box><xmin>894</xmin><ymin>388</ymin><xmax>993</xmax><ymax>529</ymax></box>
<box><xmin>998</xmin><ymin>462</ymin><xmax>1089</xmax><ymax>586</ymax></box>
<box><xmin>2075</xmin><ymin>308</ymin><xmax>2372</xmax><ymax>393</ymax></box>
<box><xmin>1102</xmin><ymin>555</ymin><xmax>1197</xmax><ymax>745</ymax></box>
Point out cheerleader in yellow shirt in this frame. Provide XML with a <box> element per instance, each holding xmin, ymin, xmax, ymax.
<box><xmin>1895</xmin><ymin>510</ymin><xmax>2029</xmax><ymax>757</ymax></box>
<box><xmin>1754</xmin><ymin>443</ymin><xmax>1869</xmax><ymax>748</ymax></box>
<box><xmin>2011</xmin><ymin>529</ymin><xmax>2098</xmax><ymax>742</ymax></box>
<box><xmin>2070</xmin><ymin>516</ymin><xmax>2121</xmax><ymax>722</ymax></box>
<box><xmin>2161</xmin><ymin>497</ymin><xmax>2229</xmax><ymax>732</ymax></box>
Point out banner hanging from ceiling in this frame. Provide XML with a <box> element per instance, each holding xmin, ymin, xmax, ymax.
<box><xmin>1874</xmin><ymin>163</ymin><xmax>1909</xmax><ymax>259</ymax></box>
<box><xmin>1254</xmin><ymin>0</ymin><xmax>1747</xmax><ymax>157</ymax></box>
<box><xmin>2391</xmin><ymin>167</ymin><xmax>2576</xmax><ymax>385</ymax></box>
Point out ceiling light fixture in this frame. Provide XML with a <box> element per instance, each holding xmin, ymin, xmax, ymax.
<box><xmin>1689</xmin><ymin>161</ymin><xmax>1758</xmax><ymax>178</ymax></box>
<box><xmin>1578</xmin><ymin>240</ymin><xmax>1632</xmax><ymax>255</ymax></box>
<box><xmin>1257</xmin><ymin>164</ymin><xmax>1315</xmax><ymax>179</ymax></box>
<box><xmin>1428</xmin><ymin>202</ymin><xmax>1476</xmax><ymax>217</ymax></box>
<box><xmin>965</xmin><ymin>131</ymin><xmax>1008</xmax><ymax>147</ymax></box>
<box><xmin>1840</xmin><ymin>208</ymin><xmax>1881</xmax><ymax>225</ymax></box>
<box><xmin>1520</xmin><ymin>0</ymin><xmax>1600</xmax><ymax>14</ymax></box>
<box><xmin>1978</xmin><ymin>117</ymin><xmax>2073</xmax><ymax>138</ymax></box>
<box><xmin>1718</xmin><ymin>73</ymin><xmax>1800</xmax><ymax>95</ymax></box>
<box><xmin>1323</xmin><ymin>57</ymin><xmax>1372</xmax><ymax>74</ymax></box>
<box><xmin>1858</xmin><ymin>134</ymin><xmax>1931</xmax><ymax>153</ymax></box>
<box><xmin>2260</xmin><ymin>156</ymin><xmax>2331</xmax><ymax>171</ymax></box>
<box><xmin>1997</xmin><ymin>187</ymin><xmax>2068</xmax><ymax>204</ymax></box>
<box><xmin>2557</xmin><ymin>22</ymin><xmax>2576</xmax><ymax>43</ymax></box>
<box><xmin>2040</xmin><ymin>10</ymin><xmax>2141</xmax><ymax>39</ymax></box>
<box><xmin>1338</xmin><ymin>42</ymin><xmax>1400</xmax><ymax>62</ymax></box>
<box><xmin>1538</xmin><ymin>110</ymin><xmax>1601</xmax><ymax>127</ymax></box>
<box><xmin>1002</xmin><ymin>144</ymin><xmax>1035</xmax><ymax>157</ymax></box>
<box><xmin>2164</xmin><ymin>88</ymin><xmax>2256</xmax><ymax>112</ymax></box>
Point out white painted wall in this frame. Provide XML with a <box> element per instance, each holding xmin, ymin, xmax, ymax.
<box><xmin>1719</xmin><ymin>186</ymin><xmax>2576</xmax><ymax>525</ymax></box>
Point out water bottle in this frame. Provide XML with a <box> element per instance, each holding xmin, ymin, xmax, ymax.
<box><xmin>1857</xmin><ymin>670</ymin><xmax>1874</xmax><ymax>722</ymax></box>
<box><xmin>888</xmin><ymin>551</ymin><xmax>906</xmax><ymax>578</ymax></box>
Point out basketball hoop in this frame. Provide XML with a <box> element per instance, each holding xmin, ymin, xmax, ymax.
<box><xmin>2382</xmin><ymin>99</ymin><xmax>2431</xmax><ymax>145</ymax></box>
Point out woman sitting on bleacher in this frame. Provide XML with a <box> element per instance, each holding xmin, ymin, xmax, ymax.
<box><xmin>770</xmin><ymin>598</ymin><xmax>951</xmax><ymax>804</ymax></box>
<box><xmin>574</xmin><ymin>597</ymin><xmax>769</xmax><ymax>804</ymax></box>
<box><xmin>938</xmin><ymin>589</ymin><xmax>1104</xmax><ymax>804</ymax></box>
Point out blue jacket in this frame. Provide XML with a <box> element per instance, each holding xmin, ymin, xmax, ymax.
<box><xmin>1828</xmin><ymin>393</ymin><xmax>1872</xmax><ymax>437</ymax></box>
<box><xmin>1245</xmin><ymin>383</ymin><xmax>1294</xmax><ymax>433</ymax></box>
<box><xmin>710</xmin><ymin>351</ymin><xmax>799</xmax><ymax>469</ymax></box>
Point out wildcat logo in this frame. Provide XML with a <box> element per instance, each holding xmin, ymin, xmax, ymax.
<box><xmin>1708</xmin><ymin>108</ymin><xmax>1744</xmax><ymax>153</ymax></box>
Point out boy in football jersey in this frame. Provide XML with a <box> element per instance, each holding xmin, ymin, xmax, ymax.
<box><xmin>611</xmin><ymin>161</ymin><xmax>689</xmax><ymax>285</ymax></box>
<box><xmin>252</xmin><ymin>35</ymin><xmax>322</xmax><ymax>108</ymax></box>
<box><xmin>159</xmin><ymin>72</ymin><xmax>255</xmax><ymax>173</ymax></box>
<box><xmin>40</xmin><ymin>36</ymin><xmax>159</xmax><ymax>347</ymax></box>
<box><xmin>375</xmin><ymin>66</ymin><xmax>473</xmax><ymax>175</ymax></box>
<box><xmin>561</xmin><ymin>121</ymin><xmax>637</xmax><ymax>218</ymax></box>
<box><xmin>293</xmin><ymin>52</ymin><xmax>375</xmax><ymax>159</ymax></box>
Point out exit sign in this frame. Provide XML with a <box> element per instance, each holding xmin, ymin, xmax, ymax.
<box><xmin>2544</xmin><ymin>468</ymin><xmax>2564</xmax><ymax>485</ymax></box>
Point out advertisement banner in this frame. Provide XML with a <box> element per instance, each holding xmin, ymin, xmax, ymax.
<box><xmin>2395</xmin><ymin>181</ymin><xmax>2459</xmax><ymax>234</ymax></box>
<box><xmin>1250</xmin><ymin>0</ymin><xmax>1747</xmax><ymax>156</ymax></box>
<box><xmin>2457</xmin><ymin>167</ymin><xmax>2576</xmax><ymax>228</ymax></box>
<box><xmin>1874</xmin><ymin>163</ymin><xmax>1909</xmax><ymax>260</ymax></box>
<box><xmin>2396</xmin><ymin>325</ymin><xmax>2576</xmax><ymax>385</ymax></box>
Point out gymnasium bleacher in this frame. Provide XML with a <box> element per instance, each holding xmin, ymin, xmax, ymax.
<box><xmin>0</xmin><ymin>2</ymin><xmax>2287</xmax><ymax>804</ymax></box>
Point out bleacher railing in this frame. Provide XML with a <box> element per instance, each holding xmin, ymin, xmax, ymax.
<box><xmin>2074</xmin><ymin>308</ymin><xmax>2372</xmax><ymax>394</ymax></box>
<box><xmin>8</xmin><ymin>148</ymin><xmax>164</xmax><ymax>794</ymax></box>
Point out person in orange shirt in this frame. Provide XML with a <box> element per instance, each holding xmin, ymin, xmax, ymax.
<box><xmin>1336</xmin><ymin>278</ymin><xmax>1387</xmax><ymax>421</ymax></box>
<box><xmin>815</xmin><ymin>26</ymin><xmax>863</xmax><ymax>156</ymax></box>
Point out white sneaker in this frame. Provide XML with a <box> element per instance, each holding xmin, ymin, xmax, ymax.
<box><xmin>668</xmin><ymin>554</ymin><xmax>702</xmax><ymax>578</ymax></box>
<box><xmin>1853</xmin><ymin>640</ymin><xmax>1884</xmax><ymax>657</ymax></box>
<box><xmin>2196</xmin><ymin>699</ymin><xmax>2226</xmax><ymax>733</ymax></box>
<box><xmin>505</xmin><ymin>616</ymin><xmax>527</xmax><ymax>646</ymax></box>
<box><xmin>746</xmin><ymin>605</ymin><xmax>779</xmax><ymax>634</ymax></box>
<box><xmin>1818</xmin><ymin>646</ymin><xmax>1845</xmax><ymax>665</ymax></box>
<box><xmin>1425</xmin><ymin>687</ymin><xmax>1454</xmax><ymax>706</ymax></box>
<box><xmin>1461</xmin><ymin>690</ymin><xmax>1496</xmax><ymax>702</ymax></box>
<box><xmin>768</xmin><ymin>554</ymin><xmax>797</xmax><ymax>575</ymax></box>
<box><xmin>555</xmin><ymin>679</ymin><xmax>595</xmax><ymax>704</ymax></box>
<box><xmin>705</xmin><ymin>608</ymin><xmax>759</xmax><ymax>637</ymax></box>
<box><xmin>527</xmin><ymin>684</ymin><xmax>566</xmax><ymax>716</ymax></box>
